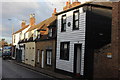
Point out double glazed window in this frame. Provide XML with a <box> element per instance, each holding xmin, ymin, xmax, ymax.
<box><xmin>60</xmin><ymin>42</ymin><xmax>70</xmax><ymax>60</ymax></box>
<box><xmin>61</xmin><ymin>15</ymin><xmax>66</xmax><ymax>32</ymax></box>
<box><xmin>73</xmin><ymin>10</ymin><xmax>79</xmax><ymax>30</ymax></box>
<box><xmin>46</xmin><ymin>50</ymin><xmax>52</xmax><ymax>65</ymax></box>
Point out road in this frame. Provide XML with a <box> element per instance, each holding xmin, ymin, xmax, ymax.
<box><xmin>2</xmin><ymin>59</ymin><xmax>56</xmax><ymax>80</ymax></box>
<box><xmin>0</xmin><ymin>57</ymin><xmax>2</xmax><ymax>79</ymax></box>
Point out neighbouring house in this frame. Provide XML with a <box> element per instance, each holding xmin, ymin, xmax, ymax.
<box><xmin>55</xmin><ymin>0</ymin><xmax>112</xmax><ymax>79</ymax></box>
<box><xmin>22</xmin><ymin>14</ymin><xmax>37</xmax><ymax>66</ymax></box>
<box><xmin>12</xmin><ymin>21</ymin><xmax>30</xmax><ymax>60</ymax></box>
<box><xmin>35</xmin><ymin>9</ymin><xmax>57</xmax><ymax>71</ymax></box>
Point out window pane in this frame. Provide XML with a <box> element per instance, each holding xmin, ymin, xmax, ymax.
<box><xmin>61</xmin><ymin>15</ymin><xmax>66</xmax><ymax>32</ymax></box>
<box><xmin>49</xmin><ymin>28</ymin><xmax>52</xmax><ymax>37</ymax></box>
<box><xmin>60</xmin><ymin>42</ymin><xmax>69</xmax><ymax>60</ymax></box>
<box><xmin>47</xmin><ymin>50</ymin><xmax>52</xmax><ymax>65</ymax></box>
<box><xmin>64</xmin><ymin>43</ymin><xmax>67</xmax><ymax>49</ymax></box>
<box><xmin>64</xmin><ymin>24</ymin><xmax>66</xmax><ymax>30</ymax></box>
<box><xmin>75</xmin><ymin>12</ymin><xmax>79</xmax><ymax>20</ymax></box>
<box><xmin>75</xmin><ymin>21</ymin><xmax>79</xmax><ymax>28</ymax></box>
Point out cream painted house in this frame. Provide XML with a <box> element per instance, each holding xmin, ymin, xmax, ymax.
<box><xmin>24</xmin><ymin>14</ymin><xmax>38</xmax><ymax>66</ymax></box>
<box><xmin>12</xmin><ymin>21</ymin><xmax>30</xmax><ymax>60</ymax></box>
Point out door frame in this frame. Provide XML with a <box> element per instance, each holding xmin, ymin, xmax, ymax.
<box><xmin>73</xmin><ymin>43</ymin><xmax>82</xmax><ymax>75</ymax></box>
<box><xmin>41</xmin><ymin>50</ymin><xmax>44</xmax><ymax>68</ymax></box>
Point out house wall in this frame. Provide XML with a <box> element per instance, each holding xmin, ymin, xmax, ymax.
<box><xmin>20</xmin><ymin>26</ymin><xmax>30</xmax><ymax>40</ymax></box>
<box><xmin>36</xmin><ymin>39</ymin><xmax>56</xmax><ymax>71</ymax></box>
<box><xmin>111</xmin><ymin>1</ymin><xmax>120</xmax><ymax>80</ymax></box>
<box><xmin>13</xmin><ymin>33</ymin><xmax>20</xmax><ymax>47</ymax></box>
<box><xmin>25</xmin><ymin>42</ymin><xmax>36</xmax><ymax>66</ymax></box>
<box><xmin>56</xmin><ymin>7</ymin><xmax>86</xmax><ymax>75</ymax></box>
<box><xmin>84</xmin><ymin>6</ymin><xmax>112</xmax><ymax>79</ymax></box>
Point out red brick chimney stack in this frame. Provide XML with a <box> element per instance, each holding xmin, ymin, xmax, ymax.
<box><xmin>63</xmin><ymin>0</ymin><xmax>80</xmax><ymax>10</ymax></box>
<box><xmin>21</xmin><ymin>20</ymin><xmax>26</xmax><ymax>28</ymax></box>
<box><xmin>30</xmin><ymin>14</ymin><xmax>35</xmax><ymax>26</ymax></box>
<box><xmin>52</xmin><ymin>8</ymin><xmax>57</xmax><ymax>16</ymax></box>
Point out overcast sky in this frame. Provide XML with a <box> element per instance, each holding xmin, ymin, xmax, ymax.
<box><xmin>0</xmin><ymin>0</ymin><xmax>119</xmax><ymax>43</ymax></box>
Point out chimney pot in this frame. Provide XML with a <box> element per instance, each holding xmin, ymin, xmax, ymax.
<box><xmin>21</xmin><ymin>20</ymin><xmax>26</xmax><ymax>28</ymax></box>
<box><xmin>66</xmin><ymin>1</ymin><xmax>68</xmax><ymax>6</ymax></box>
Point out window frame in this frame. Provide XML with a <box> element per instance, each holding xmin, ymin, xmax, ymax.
<box><xmin>46</xmin><ymin>49</ymin><xmax>52</xmax><ymax>66</ymax></box>
<box><xmin>73</xmin><ymin>10</ymin><xmax>79</xmax><ymax>30</ymax></box>
<box><xmin>60</xmin><ymin>42</ymin><xmax>70</xmax><ymax>61</ymax></box>
<box><xmin>61</xmin><ymin>14</ymin><xmax>66</xmax><ymax>32</ymax></box>
<box><xmin>48</xmin><ymin>28</ymin><xmax>53</xmax><ymax>37</ymax></box>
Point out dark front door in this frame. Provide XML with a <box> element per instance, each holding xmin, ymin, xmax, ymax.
<box><xmin>74</xmin><ymin>44</ymin><xmax>82</xmax><ymax>76</ymax></box>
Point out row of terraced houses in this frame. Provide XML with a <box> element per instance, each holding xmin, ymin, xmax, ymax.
<box><xmin>12</xmin><ymin>0</ymin><xmax>120</xmax><ymax>80</ymax></box>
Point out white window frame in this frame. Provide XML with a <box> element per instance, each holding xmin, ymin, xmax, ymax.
<box><xmin>46</xmin><ymin>50</ymin><xmax>52</xmax><ymax>65</ymax></box>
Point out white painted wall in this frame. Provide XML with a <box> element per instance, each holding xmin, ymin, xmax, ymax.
<box><xmin>19</xmin><ymin>26</ymin><xmax>30</xmax><ymax>40</ymax></box>
<box><xmin>56</xmin><ymin>7</ymin><xmax>86</xmax><ymax>75</ymax></box>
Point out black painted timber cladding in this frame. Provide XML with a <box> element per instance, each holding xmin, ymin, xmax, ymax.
<box><xmin>84</xmin><ymin>6</ymin><xmax>112</xmax><ymax>79</ymax></box>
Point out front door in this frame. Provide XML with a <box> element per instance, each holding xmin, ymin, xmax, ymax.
<box><xmin>41</xmin><ymin>50</ymin><xmax>44</xmax><ymax>68</ymax></box>
<box><xmin>74</xmin><ymin>44</ymin><xmax>82</xmax><ymax>76</ymax></box>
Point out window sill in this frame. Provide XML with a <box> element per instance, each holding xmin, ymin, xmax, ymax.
<box><xmin>46</xmin><ymin>64</ymin><xmax>52</xmax><ymax>66</ymax></box>
<box><xmin>72</xmin><ymin>28</ymin><xmax>79</xmax><ymax>31</ymax></box>
<box><xmin>61</xmin><ymin>31</ymin><xmax>66</xmax><ymax>32</ymax></box>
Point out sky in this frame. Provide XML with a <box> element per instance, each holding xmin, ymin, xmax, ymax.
<box><xmin>0</xmin><ymin>0</ymin><xmax>119</xmax><ymax>43</ymax></box>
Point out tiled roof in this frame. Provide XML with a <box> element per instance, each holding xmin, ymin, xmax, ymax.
<box><xmin>26</xmin><ymin>15</ymin><xmax>57</xmax><ymax>33</ymax></box>
<box><xmin>12</xmin><ymin>25</ymin><xmax>29</xmax><ymax>35</ymax></box>
<box><xmin>37</xmin><ymin>16</ymin><xmax>57</xmax><ymax>30</ymax></box>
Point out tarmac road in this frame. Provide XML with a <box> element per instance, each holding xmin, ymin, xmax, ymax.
<box><xmin>2</xmin><ymin>59</ymin><xmax>56</xmax><ymax>80</ymax></box>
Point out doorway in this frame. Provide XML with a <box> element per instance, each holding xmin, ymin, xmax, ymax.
<box><xmin>74</xmin><ymin>44</ymin><xmax>82</xmax><ymax>76</ymax></box>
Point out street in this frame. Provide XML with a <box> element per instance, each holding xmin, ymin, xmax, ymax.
<box><xmin>2</xmin><ymin>59</ymin><xmax>56</xmax><ymax>80</ymax></box>
<box><xmin>0</xmin><ymin>57</ymin><xmax>2</xmax><ymax>79</ymax></box>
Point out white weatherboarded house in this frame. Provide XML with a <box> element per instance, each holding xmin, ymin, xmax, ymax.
<box><xmin>56</xmin><ymin>1</ymin><xmax>85</xmax><ymax>75</ymax></box>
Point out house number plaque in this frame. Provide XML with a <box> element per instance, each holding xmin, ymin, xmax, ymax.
<box><xmin>68</xmin><ymin>22</ymin><xmax>71</xmax><ymax>27</ymax></box>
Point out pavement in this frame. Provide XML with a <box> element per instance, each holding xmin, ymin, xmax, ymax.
<box><xmin>2</xmin><ymin>59</ymin><xmax>57</xmax><ymax>80</ymax></box>
<box><xmin>13</xmin><ymin>60</ymin><xmax>74</xmax><ymax>80</ymax></box>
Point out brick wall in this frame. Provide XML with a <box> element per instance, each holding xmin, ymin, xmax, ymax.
<box><xmin>93</xmin><ymin>1</ymin><xmax>120</xmax><ymax>80</ymax></box>
<box><xmin>35</xmin><ymin>39</ymin><xmax>56</xmax><ymax>71</ymax></box>
<box><xmin>111</xmin><ymin>1</ymin><xmax>120</xmax><ymax>80</ymax></box>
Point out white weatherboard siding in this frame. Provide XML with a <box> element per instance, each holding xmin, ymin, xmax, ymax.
<box><xmin>56</xmin><ymin>8</ymin><xmax>86</xmax><ymax>75</ymax></box>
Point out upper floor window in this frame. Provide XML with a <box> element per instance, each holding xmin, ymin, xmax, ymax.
<box><xmin>73</xmin><ymin>10</ymin><xmax>79</xmax><ymax>30</ymax></box>
<box><xmin>33</xmin><ymin>30</ymin><xmax>38</xmax><ymax>38</ymax></box>
<box><xmin>48</xmin><ymin>28</ymin><xmax>52</xmax><ymax>37</ymax></box>
<box><xmin>19</xmin><ymin>32</ymin><xmax>22</xmax><ymax>40</ymax></box>
<box><xmin>37</xmin><ymin>32</ymin><xmax>41</xmax><ymax>39</ymax></box>
<box><xmin>61</xmin><ymin>15</ymin><xmax>66</xmax><ymax>32</ymax></box>
<box><xmin>60</xmin><ymin>42</ymin><xmax>70</xmax><ymax>60</ymax></box>
<box><xmin>24</xmin><ymin>33</ymin><xmax>26</xmax><ymax>39</ymax></box>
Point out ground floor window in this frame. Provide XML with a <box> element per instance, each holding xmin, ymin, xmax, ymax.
<box><xmin>60</xmin><ymin>42</ymin><xmax>70</xmax><ymax>60</ymax></box>
<box><xmin>46</xmin><ymin>50</ymin><xmax>52</xmax><ymax>65</ymax></box>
